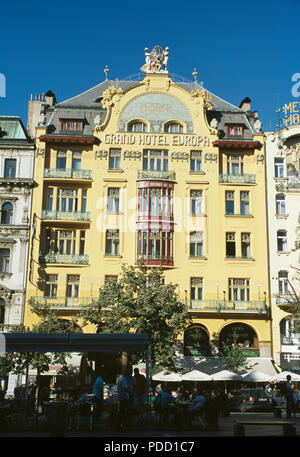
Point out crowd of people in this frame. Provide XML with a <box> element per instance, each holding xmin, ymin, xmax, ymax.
<box><xmin>2</xmin><ymin>368</ymin><xmax>299</xmax><ymax>432</ymax></box>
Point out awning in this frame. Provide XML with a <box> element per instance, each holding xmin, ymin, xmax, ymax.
<box><xmin>3</xmin><ymin>333</ymin><xmax>149</xmax><ymax>353</ymax></box>
<box><xmin>173</xmin><ymin>356</ymin><xmax>278</xmax><ymax>376</ymax></box>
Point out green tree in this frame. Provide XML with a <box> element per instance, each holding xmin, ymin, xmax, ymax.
<box><xmin>220</xmin><ymin>333</ymin><xmax>253</xmax><ymax>375</ymax></box>
<box><xmin>81</xmin><ymin>261</ymin><xmax>191</xmax><ymax>374</ymax></box>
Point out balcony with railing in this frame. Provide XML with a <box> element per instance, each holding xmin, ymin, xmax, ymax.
<box><xmin>219</xmin><ymin>173</ymin><xmax>256</xmax><ymax>184</ymax></box>
<box><xmin>276</xmin><ymin>295</ymin><xmax>299</xmax><ymax>312</ymax></box>
<box><xmin>31</xmin><ymin>296</ymin><xmax>92</xmax><ymax>310</ymax></box>
<box><xmin>39</xmin><ymin>252</ymin><xmax>89</xmax><ymax>265</ymax></box>
<box><xmin>189</xmin><ymin>299</ymin><xmax>267</xmax><ymax>314</ymax></box>
<box><xmin>137</xmin><ymin>170</ymin><xmax>176</xmax><ymax>181</ymax></box>
<box><xmin>44</xmin><ymin>168</ymin><xmax>92</xmax><ymax>180</ymax></box>
<box><xmin>41</xmin><ymin>209</ymin><xmax>91</xmax><ymax>222</ymax></box>
<box><xmin>137</xmin><ymin>254</ymin><xmax>174</xmax><ymax>267</ymax></box>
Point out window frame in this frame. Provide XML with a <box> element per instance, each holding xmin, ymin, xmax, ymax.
<box><xmin>60</xmin><ymin>120</ymin><xmax>83</xmax><ymax>132</ymax></box>
<box><xmin>189</xmin><ymin>231</ymin><xmax>204</xmax><ymax>258</ymax></box>
<box><xmin>4</xmin><ymin>158</ymin><xmax>16</xmax><ymax>179</ymax></box>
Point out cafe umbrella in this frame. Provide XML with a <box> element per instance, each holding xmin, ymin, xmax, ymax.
<box><xmin>269</xmin><ymin>371</ymin><xmax>300</xmax><ymax>382</ymax></box>
<box><xmin>242</xmin><ymin>370</ymin><xmax>271</xmax><ymax>383</ymax></box>
<box><xmin>211</xmin><ymin>370</ymin><xmax>244</xmax><ymax>393</ymax></box>
<box><xmin>152</xmin><ymin>371</ymin><xmax>183</xmax><ymax>382</ymax></box>
<box><xmin>181</xmin><ymin>370</ymin><xmax>213</xmax><ymax>388</ymax></box>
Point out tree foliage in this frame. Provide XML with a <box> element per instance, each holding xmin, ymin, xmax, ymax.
<box><xmin>81</xmin><ymin>261</ymin><xmax>191</xmax><ymax>373</ymax></box>
<box><xmin>220</xmin><ymin>332</ymin><xmax>253</xmax><ymax>375</ymax></box>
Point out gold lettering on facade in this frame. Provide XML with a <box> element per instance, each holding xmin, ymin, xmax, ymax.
<box><xmin>103</xmin><ymin>133</ymin><xmax>210</xmax><ymax>147</ymax></box>
<box><xmin>139</xmin><ymin>103</ymin><xmax>174</xmax><ymax>113</ymax></box>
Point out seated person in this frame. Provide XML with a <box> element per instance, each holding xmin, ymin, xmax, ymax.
<box><xmin>185</xmin><ymin>390</ymin><xmax>207</xmax><ymax>428</ymax></box>
<box><xmin>159</xmin><ymin>386</ymin><xmax>184</xmax><ymax>426</ymax></box>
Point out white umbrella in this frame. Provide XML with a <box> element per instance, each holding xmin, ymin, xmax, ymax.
<box><xmin>152</xmin><ymin>371</ymin><xmax>182</xmax><ymax>382</ymax></box>
<box><xmin>181</xmin><ymin>370</ymin><xmax>213</xmax><ymax>381</ymax></box>
<box><xmin>242</xmin><ymin>370</ymin><xmax>271</xmax><ymax>382</ymax></box>
<box><xmin>211</xmin><ymin>370</ymin><xmax>244</xmax><ymax>381</ymax></box>
<box><xmin>269</xmin><ymin>371</ymin><xmax>300</xmax><ymax>382</ymax></box>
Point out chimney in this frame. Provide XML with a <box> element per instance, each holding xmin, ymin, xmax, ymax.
<box><xmin>45</xmin><ymin>90</ymin><xmax>56</xmax><ymax>106</ymax></box>
<box><xmin>239</xmin><ymin>97</ymin><xmax>251</xmax><ymax>112</ymax></box>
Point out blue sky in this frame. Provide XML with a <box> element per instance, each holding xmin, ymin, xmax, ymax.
<box><xmin>0</xmin><ymin>0</ymin><xmax>299</xmax><ymax>130</ymax></box>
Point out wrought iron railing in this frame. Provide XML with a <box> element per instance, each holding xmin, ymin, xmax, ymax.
<box><xmin>219</xmin><ymin>173</ymin><xmax>256</xmax><ymax>184</ymax></box>
<box><xmin>44</xmin><ymin>169</ymin><xmax>92</xmax><ymax>180</ymax></box>
<box><xmin>41</xmin><ymin>210</ymin><xmax>91</xmax><ymax>221</ymax></box>
<box><xmin>31</xmin><ymin>296</ymin><xmax>92</xmax><ymax>308</ymax></box>
<box><xmin>189</xmin><ymin>299</ymin><xmax>266</xmax><ymax>313</ymax></box>
<box><xmin>39</xmin><ymin>252</ymin><xmax>89</xmax><ymax>265</ymax></box>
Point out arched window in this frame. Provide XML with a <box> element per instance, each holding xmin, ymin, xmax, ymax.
<box><xmin>128</xmin><ymin>121</ymin><xmax>147</xmax><ymax>133</ymax></box>
<box><xmin>164</xmin><ymin>122</ymin><xmax>183</xmax><ymax>133</ymax></box>
<box><xmin>1</xmin><ymin>202</ymin><xmax>13</xmax><ymax>224</ymax></box>
<box><xmin>219</xmin><ymin>323</ymin><xmax>258</xmax><ymax>351</ymax></box>
<box><xmin>184</xmin><ymin>325</ymin><xmax>211</xmax><ymax>356</ymax></box>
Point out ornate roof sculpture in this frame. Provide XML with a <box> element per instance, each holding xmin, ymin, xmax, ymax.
<box><xmin>140</xmin><ymin>46</ymin><xmax>169</xmax><ymax>74</ymax></box>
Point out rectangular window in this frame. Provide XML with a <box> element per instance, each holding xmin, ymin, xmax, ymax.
<box><xmin>191</xmin><ymin>277</ymin><xmax>203</xmax><ymax>301</ymax></box>
<box><xmin>276</xmin><ymin>194</ymin><xmax>286</xmax><ymax>215</ymax></box>
<box><xmin>79</xmin><ymin>231</ymin><xmax>85</xmax><ymax>255</ymax></box>
<box><xmin>190</xmin><ymin>151</ymin><xmax>202</xmax><ymax>172</ymax></box>
<box><xmin>227</xmin><ymin>155</ymin><xmax>244</xmax><ymax>175</ymax></box>
<box><xmin>241</xmin><ymin>233</ymin><xmax>251</xmax><ymax>258</ymax></box>
<box><xmin>105</xmin><ymin>229</ymin><xmax>120</xmax><ymax>256</ymax></box>
<box><xmin>81</xmin><ymin>189</ymin><xmax>87</xmax><ymax>212</ymax></box>
<box><xmin>57</xmin><ymin>230</ymin><xmax>76</xmax><ymax>255</ymax></box>
<box><xmin>190</xmin><ymin>231</ymin><xmax>203</xmax><ymax>258</ymax></box>
<box><xmin>226</xmin><ymin>125</ymin><xmax>243</xmax><ymax>136</ymax></box>
<box><xmin>143</xmin><ymin>150</ymin><xmax>168</xmax><ymax>172</ymax></box>
<box><xmin>190</xmin><ymin>190</ymin><xmax>203</xmax><ymax>215</ymax></box>
<box><xmin>45</xmin><ymin>274</ymin><xmax>58</xmax><ymax>297</ymax></box>
<box><xmin>137</xmin><ymin>230</ymin><xmax>172</xmax><ymax>261</ymax></box>
<box><xmin>275</xmin><ymin>158</ymin><xmax>284</xmax><ymax>178</ymax></box>
<box><xmin>57</xmin><ymin>151</ymin><xmax>67</xmax><ymax>169</ymax></box>
<box><xmin>109</xmin><ymin>149</ymin><xmax>121</xmax><ymax>170</ymax></box>
<box><xmin>107</xmin><ymin>188</ymin><xmax>120</xmax><ymax>213</ymax></box>
<box><xmin>240</xmin><ymin>191</ymin><xmax>249</xmax><ymax>215</ymax></box>
<box><xmin>0</xmin><ymin>248</ymin><xmax>10</xmax><ymax>273</ymax></box>
<box><xmin>226</xmin><ymin>232</ymin><xmax>236</xmax><ymax>257</ymax></box>
<box><xmin>277</xmin><ymin>230</ymin><xmax>288</xmax><ymax>252</ymax></box>
<box><xmin>229</xmin><ymin>278</ymin><xmax>250</xmax><ymax>302</ymax></box>
<box><xmin>61</xmin><ymin>120</ymin><xmax>83</xmax><ymax>131</ymax></box>
<box><xmin>149</xmin><ymin>188</ymin><xmax>161</xmax><ymax>216</ymax></box>
<box><xmin>66</xmin><ymin>275</ymin><xmax>80</xmax><ymax>298</ymax></box>
<box><xmin>48</xmin><ymin>188</ymin><xmax>54</xmax><ymax>210</ymax></box>
<box><xmin>105</xmin><ymin>275</ymin><xmax>118</xmax><ymax>284</ymax></box>
<box><xmin>225</xmin><ymin>191</ymin><xmax>235</xmax><ymax>215</ymax></box>
<box><xmin>4</xmin><ymin>159</ymin><xmax>16</xmax><ymax>179</ymax></box>
<box><xmin>72</xmin><ymin>152</ymin><xmax>82</xmax><ymax>170</ymax></box>
<box><xmin>57</xmin><ymin>189</ymin><xmax>78</xmax><ymax>212</ymax></box>
<box><xmin>278</xmin><ymin>271</ymin><xmax>289</xmax><ymax>296</ymax></box>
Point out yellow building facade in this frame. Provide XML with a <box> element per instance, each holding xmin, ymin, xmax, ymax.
<box><xmin>24</xmin><ymin>47</ymin><xmax>273</xmax><ymax>366</ymax></box>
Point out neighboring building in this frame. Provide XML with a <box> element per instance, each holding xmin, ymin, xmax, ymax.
<box><xmin>266</xmin><ymin>125</ymin><xmax>300</xmax><ymax>373</ymax></box>
<box><xmin>23</xmin><ymin>47</ymin><xmax>276</xmax><ymax>375</ymax></box>
<box><xmin>0</xmin><ymin>116</ymin><xmax>34</xmax><ymax>393</ymax></box>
